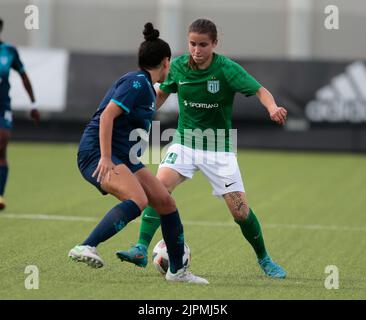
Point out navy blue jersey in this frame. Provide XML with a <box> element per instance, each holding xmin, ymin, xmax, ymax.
<box><xmin>0</xmin><ymin>42</ymin><xmax>25</xmax><ymax>111</ymax></box>
<box><xmin>78</xmin><ymin>70</ymin><xmax>156</xmax><ymax>157</ymax></box>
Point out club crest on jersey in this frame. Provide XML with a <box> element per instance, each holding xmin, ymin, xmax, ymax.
<box><xmin>0</xmin><ymin>57</ymin><xmax>8</xmax><ymax>65</ymax></box>
<box><xmin>207</xmin><ymin>80</ymin><xmax>220</xmax><ymax>94</ymax></box>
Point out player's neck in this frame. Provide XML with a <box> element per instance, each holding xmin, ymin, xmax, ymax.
<box><xmin>145</xmin><ymin>69</ymin><xmax>160</xmax><ymax>85</ymax></box>
<box><xmin>196</xmin><ymin>53</ymin><xmax>214</xmax><ymax>70</ymax></box>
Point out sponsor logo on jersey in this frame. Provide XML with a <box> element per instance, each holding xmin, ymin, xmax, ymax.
<box><xmin>183</xmin><ymin>100</ymin><xmax>219</xmax><ymax>109</ymax></box>
<box><xmin>207</xmin><ymin>80</ymin><xmax>220</xmax><ymax>94</ymax></box>
<box><xmin>132</xmin><ymin>80</ymin><xmax>142</xmax><ymax>89</ymax></box>
<box><xmin>305</xmin><ymin>61</ymin><xmax>366</xmax><ymax>123</ymax></box>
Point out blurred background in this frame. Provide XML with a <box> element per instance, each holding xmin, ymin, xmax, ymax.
<box><xmin>1</xmin><ymin>0</ymin><xmax>366</xmax><ymax>151</ymax></box>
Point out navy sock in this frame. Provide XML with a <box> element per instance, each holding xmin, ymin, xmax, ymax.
<box><xmin>0</xmin><ymin>165</ymin><xmax>8</xmax><ymax>196</ymax></box>
<box><xmin>82</xmin><ymin>200</ymin><xmax>141</xmax><ymax>247</ymax></box>
<box><xmin>160</xmin><ymin>210</ymin><xmax>184</xmax><ymax>273</ymax></box>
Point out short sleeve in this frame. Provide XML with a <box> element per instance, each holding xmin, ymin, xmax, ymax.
<box><xmin>159</xmin><ymin>60</ymin><xmax>178</xmax><ymax>93</ymax></box>
<box><xmin>110</xmin><ymin>78</ymin><xmax>145</xmax><ymax>114</ymax></box>
<box><xmin>223</xmin><ymin>60</ymin><xmax>261</xmax><ymax>96</ymax></box>
<box><xmin>11</xmin><ymin>47</ymin><xmax>25</xmax><ymax>74</ymax></box>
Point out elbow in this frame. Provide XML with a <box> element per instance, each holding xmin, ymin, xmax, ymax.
<box><xmin>100</xmin><ymin>109</ymin><xmax>116</xmax><ymax>126</ymax></box>
<box><xmin>256</xmin><ymin>86</ymin><xmax>267</xmax><ymax>96</ymax></box>
<box><xmin>21</xmin><ymin>73</ymin><xmax>29</xmax><ymax>84</ymax></box>
<box><xmin>257</xmin><ymin>87</ymin><xmax>273</xmax><ymax>100</ymax></box>
<box><xmin>99</xmin><ymin>111</ymin><xmax>109</xmax><ymax>125</ymax></box>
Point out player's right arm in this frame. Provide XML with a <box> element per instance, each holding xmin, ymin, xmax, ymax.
<box><xmin>156</xmin><ymin>57</ymin><xmax>179</xmax><ymax>110</ymax></box>
<box><xmin>92</xmin><ymin>101</ymin><xmax>123</xmax><ymax>183</ymax></box>
<box><xmin>156</xmin><ymin>88</ymin><xmax>170</xmax><ymax>110</ymax></box>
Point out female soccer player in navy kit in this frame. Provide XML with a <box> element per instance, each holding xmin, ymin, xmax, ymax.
<box><xmin>0</xmin><ymin>18</ymin><xmax>40</xmax><ymax>210</ymax></box>
<box><xmin>68</xmin><ymin>23</ymin><xmax>208</xmax><ymax>284</ymax></box>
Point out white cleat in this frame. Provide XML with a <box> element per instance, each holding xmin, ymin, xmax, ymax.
<box><xmin>166</xmin><ymin>267</ymin><xmax>209</xmax><ymax>284</ymax></box>
<box><xmin>68</xmin><ymin>245</ymin><xmax>104</xmax><ymax>268</ymax></box>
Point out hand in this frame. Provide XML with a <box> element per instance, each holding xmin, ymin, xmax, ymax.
<box><xmin>30</xmin><ymin>108</ymin><xmax>40</xmax><ymax>125</ymax></box>
<box><xmin>269</xmin><ymin>106</ymin><xmax>287</xmax><ymax>126</ymax></box>
<box><xmin>92</xmin><ymin>157</ymin><xmax>118</xmax><ymax>183</ymax></box>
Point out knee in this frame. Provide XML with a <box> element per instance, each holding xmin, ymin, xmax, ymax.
<box><xmin>158</xmin><ymin>174</ymin><xmax>177</xmax><ymax>194</ymax></box>
<box><xmin>165</xmin><ymin>184</ymin><xmax>175</xmax><ymax>194</ymax></box>
<box><xmin>231</xmin><ymin>204</ymin><xmax>250</xmax><ymax>222</ymax></box>
<box><xmin>113</xmin><ymin>190</ymin><xmax>148</xmax><ymax>210</ymax></box>
<box><xmin>153</xmin><ymin>194</ymin><xmax>176</xmax><ymax>214</ymax></box>
<box><xmin>161</xmin><ymin>181</ymin><xmax>175</xmax><ymax>194</ymax></box>
<box><xmin>130</xmin><ymin>194</ymin><xmax>148</xmax><ymax>211</ymax></box>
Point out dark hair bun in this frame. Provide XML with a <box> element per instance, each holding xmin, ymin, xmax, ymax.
<box><xmin>143</xmin><ymin>22</ymin><xmax>160</xmax><ymax>41</ymax></box>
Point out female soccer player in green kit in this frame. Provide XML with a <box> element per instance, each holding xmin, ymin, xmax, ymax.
<box><xmin>117</xmin><ymin>19</ymin><xmax>287</xmax><ymax>278</ymax></box>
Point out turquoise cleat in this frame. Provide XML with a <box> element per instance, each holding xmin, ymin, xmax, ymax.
<box><xmin>116</xmin><ymin>244</ymin><xmax>148</xmax><ymax>268</ymax></box>
<box><xmin>258</xmin><ymin>255</ymin><xmax>286</xmax><ymax>279</ymax></box>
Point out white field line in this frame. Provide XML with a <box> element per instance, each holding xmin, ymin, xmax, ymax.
<box><xmin>0</xmin><ymin>213</ymin><xmax>97</xmax><ymax>222</ymax></box>
<box><xmin>1</xmin><ymin>213</ymin><xmax>366</xmax><ymax>232</ymax></box>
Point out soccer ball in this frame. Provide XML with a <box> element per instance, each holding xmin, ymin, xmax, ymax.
<box><xmin>152</xmin><ymin>239</ymin><xmax>191</xmax><ymax>275</ymax></box>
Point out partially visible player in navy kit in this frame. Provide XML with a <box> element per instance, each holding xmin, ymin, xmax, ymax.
<box><xmin>0</xmin><ymin>18</ymin><xmax>40</xmax><ymax>210</ymax></box>
<box><xmin>68</xmin><ymin>23</ymin><xmax>208</xmax><ymax>284</ymax></box>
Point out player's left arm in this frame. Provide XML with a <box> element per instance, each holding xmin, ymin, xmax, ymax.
<box><xmin>256</xmin><ymin>87</ymin><xmax>287</xmax><ymax>126</ymax></box>
<box><xmin>20</xmin><ymin>72</ymin><xmax>40</xmax><ymax>125</ymax></box>
<box><xmin>12</xmin><ymin>46</ymin><xmax>40</xmax><ymax>125</ymax></box>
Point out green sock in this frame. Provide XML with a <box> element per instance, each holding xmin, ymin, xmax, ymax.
<box><xmin>137</xmin><ymin>206</ymin><xmax>161</xmax><ymax>248</ymax></box>
<box><xmin>235</xmin><ymin>208</ymin><xmax>268</xmax><ymax>260</ymax></box>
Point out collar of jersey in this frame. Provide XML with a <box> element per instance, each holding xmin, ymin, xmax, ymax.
<box><xmin>187</xmin><ymin>52</ymin><xmax>219</xmax><ymax>74</ymax></box>
<box><xmin>139</xmin><ymin>69</ymin><xmax>153</xmax><ymax>86</ymax></box>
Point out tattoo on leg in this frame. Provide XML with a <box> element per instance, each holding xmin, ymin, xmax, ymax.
<box><xmin>228</xmin><ymin>192</ymin><xmax>246</xmax><ymax>218</ymax></box>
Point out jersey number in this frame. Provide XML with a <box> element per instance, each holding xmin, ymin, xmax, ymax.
<box><xmin>162</xmin><ymin>152</ymin><xmax>178</xmax><ymax>164</ymax></box>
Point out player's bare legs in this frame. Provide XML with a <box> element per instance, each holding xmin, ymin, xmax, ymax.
<box><xmin>223</xmin><ymin>191</ymin><xmax>286</xmax><ymax>278</ymax></box>
<box><xmin>156</xmin><ymin>167</ymin><xmax>187</xmax><ymax>193</ymax></box>
<box><xmin>100</xmin><ymin>164</ymin><xmax>148</xmax><ymax>209</ymax></box>
<box><xmin>116</xmin><ymin>167</ymin><xmax>186</xmax><ymax>266</ymax></box>
<box><xmin>69</xmin><ymin>164</ymin><xmax>148</xmax><ymax>268</ymax></box>
<box><xmin>113</xmin><ymin>167</ymin><xmax>178</xmax><ymax>266</ymax></box>
<box><xmin>135</xmin><ymin>168</ymin><xmax>178</xmax><ymax>214</ymax></box>
<box><xmin>111</xmin><ymin>167</ymin><xmax>208</xmax><ymax>284</ymax></box>
<box><xmin>223</xmin><ymin>191</ymin><xmax>250</xmax><ymax>221</ymax></box>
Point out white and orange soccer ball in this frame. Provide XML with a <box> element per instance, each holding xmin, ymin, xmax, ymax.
<box><xmin>152</xmin><ymin>239</ymin><xmax>191</xmax><ymax>274</ymax></box>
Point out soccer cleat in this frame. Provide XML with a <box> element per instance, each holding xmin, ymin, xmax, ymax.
<box><xmin>166</xmin><ymin>267</ymin><xmax>209</xmax><ymax>284</ymax></box>
<box><xmin>68</xmin><ymin>245</ymin><xmax>104</xmax><ymax>268</ymax></box>
<box><xmin>0</xmin><ymin>196</ymin><xmax>6</xmax><ymax>210</ymax></box>
<box><xmin>258</xmin><ymin>255</ymin><xmax>286</xmax><ymax>279</ymax></box>
<box><xmin>115</xmin><ymin>244</ymin><xmax>148</xmax><ymax>268</ymax></box>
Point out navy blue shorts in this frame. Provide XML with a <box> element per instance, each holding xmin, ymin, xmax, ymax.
<box><xmin>77</xmin><ymin>150</ymin><xmax>145</xmax><ymax>195</ymax></box>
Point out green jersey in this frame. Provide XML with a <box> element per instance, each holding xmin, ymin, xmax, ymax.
<box><xmin>160</xmin><ymin>53</ymin><xmax>262</xmax><ymax>152</ymax></box>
